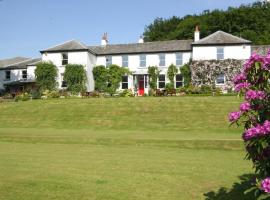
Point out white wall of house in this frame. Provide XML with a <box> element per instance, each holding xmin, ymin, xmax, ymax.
<box><xmin>192</xmin><ymin>45</ymin><xmax>251</xmax><ymax>60</ymax></box>
<box><xmin>96</xmin><ymin>52</ymin><xmax>191</xmax><ymax>70</ymax></box>
<box><xmin>0</xmin><ymin>69</ymin><xmax>28</xmax><ymax>90</ymax></box>
<box><xmin>26</xmin><ymin>66</ymin><xmax>36</xmax><ymax>80</ymax></box>
<box><xmin>42</xmin><ymin>51</ymin><xmax>94</xmax><ymax>91</ymax></box>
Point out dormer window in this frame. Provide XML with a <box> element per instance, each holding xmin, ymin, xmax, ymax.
<box><xmin>217</xmin><ymin>48</ymin><xmax>224</xmax><ymax>60</ymax></box>
<box><xmin>62</xmin><ymin>53</ymin><xmax>68</xmax><ymax>65</ymax></box>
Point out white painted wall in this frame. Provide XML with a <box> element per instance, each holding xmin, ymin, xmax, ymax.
<box><xmin>42</xmin><ymin>51</ymin><xmax>93</xmax><ymax>91</ymax></box>
<box><xmin>192</xmin><ymin>45</ymin><xmax>251</xmax><ymax>60</ymax></box>
<box><xmin>0</xmin><ymin>69</ymin><xmax>28</xmax><ymax>90</ymax></box>
<box><xmin>27</xmin><ymin>66</ymin><xmax>36</xmax><ymax>80</ymax></box>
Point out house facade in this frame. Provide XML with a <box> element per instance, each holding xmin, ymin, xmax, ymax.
<box><xmin>0</xmin><ymin>28</ymin><xmax>254</xmax><ymax>95</ymax></box>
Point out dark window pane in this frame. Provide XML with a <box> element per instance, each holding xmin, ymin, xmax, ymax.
<box><xmin>159</xmin><ymin>82</ymin><xmax>165</xmax><ymax>88</ymax></box>
<box><xmin>176</xmin><ymin>74</ymin><xmax>182</xmax><ymax>81</ymax></box>
<box><xmin>176</xmin><ymin>82</ymin><xmax>183</xmax><ymax>88</ymax></box>
<box><xmin>159</xmin><ymin>75</ymin><xmax>165</xmax><ymax>82</ymax></box>
<box><xmin>122</xmin><ymin>83</ymin><xmax>128</xmax><ymax>89</ymax></box>
<box><xmin>122</xmin><ymin>76</ymin><xmax>128</xmax><ymax>82</ymax></box>
<box><xmin>62</xmin><ymin>81</ymin><xmax>67</xmax><ymax>87</ymax></box>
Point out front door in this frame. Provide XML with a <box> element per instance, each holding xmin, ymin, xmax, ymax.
<box><xmin>138</xmin><ymin>75</ymin><xmax>144</xmax><ymax>96</ymax></box>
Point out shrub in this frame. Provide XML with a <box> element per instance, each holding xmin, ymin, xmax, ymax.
<box><xmin>200</xmin><ymin>85</ymin><xmax>212</xmax><ymax>94</ymax></box>
<box><xmin>119</xmin><ymin>89</ymin><xmax>134</xmax><ymax>97</ymax></box>
<box><xmin>64</xmin><ymin>64</ymin><xmax>87</xmax><ymax>94</ymax></box>
<box><xmin>167</xmin><ymin>64</ymin><xmax>178</xmax><ymax>85</ymax></box>
<box><xmin>35</xmin><ymin>62</ymin><xmax>58</xmax><ymax>92</ymax></box>
<box><xmin>31</xmin><ymin>90</ymin><xmax>41</xmax><ymax>99</ymax></box>
<box><xmin>48</xmin><ymin>91</ymin><xmax>60</xmax><ymax>98</ymax></box>
<box><xmin>180</xmin><ymin>64</ymin><xmax>191</xmax><ymax>87</ymax></box>
<box><xmin>148</xmin><ymin>66</ymin><xmax>160</xmax><ymax>90</ymax></box>
<box><xmin>229</xmin><ymin>50</ymin><xmax>270</xmax><ymax>199</ymax></box>
<box><xmin>165</xmin><ymin>83</ymin><xmax>174</xmax><ymax>91</ymax></box>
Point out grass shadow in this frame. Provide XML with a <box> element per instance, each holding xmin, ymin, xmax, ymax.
<box><xmin>204</xmin><ymin>174</ymin><xmax>256</xmax><ymax>200</ymax></box>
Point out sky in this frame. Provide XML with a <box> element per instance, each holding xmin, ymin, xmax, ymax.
<box><xmin>0</xmin><ymin>0</ymin><xmax>256</xmax><ymax>59</ymax></box>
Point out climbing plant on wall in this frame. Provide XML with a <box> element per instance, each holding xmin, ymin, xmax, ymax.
<box><xmin>148</xmin><ymin>66</ymin><xmax>160</xmax><ymax>90</ymax></box>
<box><xmin>190</xmin><ymin>59</ymin><xmax>244</xmax><ymax>89</ymax></box>
<box><xmin>180</xmin><ymin>64</ymin><xmax>191</xmax><ymax>87</ymax></box>
<box><xmin>167</xmin><ymin>64</ymin><xmax>178</xmax><ymax>85</ymax></box>
<box><xmin>35</xmin><ymin>61</ymin><xmax>58</xmax><ymax>91</ymax></box>
<box><xmin>63</xmin><ymin>64</ymin><xmax>87</xmax><ymax>94</ymax></box>
<box><xmin>93</xmin><ymin>65</ymin><xmax>109</xmax><ymax>92</ymax></box>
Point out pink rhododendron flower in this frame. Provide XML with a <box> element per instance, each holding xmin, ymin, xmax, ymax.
<box><xmin>235</xmin><ymin>82</ymin><xmax>250</xmax><ymax>92</ymax></box>
<box><xmin>233</xmin><ymin>73</ymin><xmax>247</xmax><ymax>85</ymax></box>
<box><xmin>244</xmin><ymin>53</ymin><xmax>264</xmax><ymax>72</ymax></box>
<box><xmin>245</xmin><ymin>90</ymin><xmax>266</xmax><ymax>101</ymax></box>
<box><xmin>243</xmin><ymin>120</ymin><xmax>270</xmax><ymax>141</ymax></box>
<box><xmin>262</xmin><ymin>178</ymin><xmax>270</xmax><ymax>193</ymax></box>
<box><xmin>240</xmin><ymin>102</ymin><xmax>251</xmax><ymax>112</ymax></box>
<box><xmin>229</xmin><ymin>111</ymin><xmax>241</xmax><ymax>122</ymax></box>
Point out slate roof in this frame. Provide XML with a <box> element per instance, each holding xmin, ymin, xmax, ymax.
<box><xmin>88</xmin><ymin>40</ymin><xmax>193</xmax><ymax>55</ymax></box>
<box><xmin>192</xmin><ymin>31</ymin><xmax>251</xmax><ymax>45</ymax></box>
<box><xmin>40</xmin><ymin>40</ymin><xmax>90</xmax><ymax>53</ymax></box>
<box><xmin>0</xmin><ymin>57</ymin><xmax>29</xmax><ymax>68</ymax></box>
<box><xmin>0</xmin><ymin>58</ymin><xmax>42</xmax><ymax>70</ymax></box>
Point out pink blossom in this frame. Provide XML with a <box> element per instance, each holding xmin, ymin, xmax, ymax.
<box><xmin>245</xmin><ymin>90</ymin><xmax>266</xmax><ymax>101</ymax></box>
<box><xmin>229</xmin><ymin>111</ymin><xmax>241</xmax><ymax>122</ymax></box>
<box><xmin>262</xmin><ymin>178</ymin><xmax>270</xmax><ymax>193</ymax></box>
<box><xmin>240</xmin><ymin>102</ymin><xmax>251</xmax><ymax>112</ymax></box>
<box><xmin>233</xmin><ymin>73</ymin><xmax>247</xmax><ymax>85</ymax></box>
<box><xmin>235</xmin><ymin>82</ymin><xmax>250</xmax><ymax>92</ymax></box>
<box><xmin>243</xmin><ymin>120</ymin><xmax>270</xmax><ymax>141</ymax></box>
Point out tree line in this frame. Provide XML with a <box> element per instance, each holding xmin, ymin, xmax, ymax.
<box><xmin>143</xmin><ymin>1</ymin><xmax>270</xmax><ymax>45</ymax></box>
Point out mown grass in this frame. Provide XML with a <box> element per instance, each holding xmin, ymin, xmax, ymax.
<box><xmin>0</xmin><ymin>96</ymin><xmax>253</xmax><ymax>200</ymax></box>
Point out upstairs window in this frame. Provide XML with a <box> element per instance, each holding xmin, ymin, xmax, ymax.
<box><xmin>122</xmin><ymin>76</ymin><xmax>128</xmax><ymax>89</ymax></box>
<box><xmin>217</xmin><ymin>47</ymin><xmax>224</xmax><ymax>60</ymax></box>
<box><xmin>106</xmin><ymin>56</ymin><xmax>112</xmax><ymax>67</ymax></box>
<box><xmin>176</xmin><ymin>74</ymin><xmax>183</xmax><ymax>88</ymax></box>
<box><xmin>5</xmin><ymin>70</ymin><xmax>10</xmax><ymax>80</ymax></box>
<box><xmin>216</xmin><ymin>74</ymin><xmax>225</xmax><ymax>84</ymax></box>
<box><xmin>22</xmin><ymin>70</ymin><xmax>27</xmax><ymax>79</ymax></box>
<box><xmin>159</xmin><ymin>54</ymin><xmax>166</xmax><ymax>67</ymax></box>
<box><xmin>122</xmin><ymin>55</ymin><xmax>129</xmax><ymax>67</ymax></box>
<box><xmin>140</xmin><ymin>55</ymin><xmax>146</xmax><ymax>68</ymax></box>
<box><xmin>62</xmin><ymin>53</ymin><xmax>68</xmax><ymax>65</ymax></box>
<box><xmin>158</xmin><ymin>74</ymin><xmax>166</xmax><ymax>89</ymax></box>
<box><xmin>176</xmin><ymin>53</ymin><xmax>183</xmax><ymax>66</ymax></box>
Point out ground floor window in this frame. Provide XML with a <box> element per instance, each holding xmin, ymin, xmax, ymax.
<box><xmin>158</xmin><ymin>74</ymin><xmax>166</xmax><ymax>89</ymax></box>
<box><xmin>176</xmin><ymin>74</ymin><xmax>183</xmax><ymax>88</ymax></box>
<box><xmin>122</xmin><ymin>76</ymin><xmax>128</xmax><ymax>89</ymax></box>
<box><xmin>61</xmin><ymin>73</ymin><xmax>67</xmax><ymax>87</ymax></box>
<box><xmin>216</xmin><ymin>74</ymin><xmax>225</xmax><ymax>84</ymax></box>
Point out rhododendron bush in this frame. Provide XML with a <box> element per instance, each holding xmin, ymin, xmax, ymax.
<box><xmin>229</xmin><ymin>50</ymin><xmax>270</xmax><ymax>199</ymax></box>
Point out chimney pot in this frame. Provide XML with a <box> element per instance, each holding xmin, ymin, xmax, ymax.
<box><xmin>194</xmin><ymin>26</ymin><xmax>200</xmax><ymax>42</ymax></box>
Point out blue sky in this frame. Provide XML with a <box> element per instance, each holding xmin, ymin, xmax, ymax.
<box><xmin>0</xmin><ymin>0</ymin><xmax>256</xmax><ymax>59</ymax></box>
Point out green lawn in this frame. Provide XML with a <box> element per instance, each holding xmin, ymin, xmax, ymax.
<box><xmin>0</xmin><ymin>97</ymin><xmax>253</xmax><ymax>200</ymax></box>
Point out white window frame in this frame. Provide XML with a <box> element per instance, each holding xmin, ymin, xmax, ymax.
<box><xmin>159</xmin><ymin>54</ymin><xmax>166</xmax><ymax>67</ymax></box>
<box><xmin>158</xmin><ymin>74</ymin><xmax>166</xmax><ymax>89</ymax></box>
<box><xmin>62</xmin><ymin>53</ymin><xmax>68</xmax><ymax>65</ymax></box>
<box><xmin>106</xmin><ymin>56</ymin><xmax>112</xmax><ymax>67</ymax></box>
<box><xmin>216</xmin><ymin>74</ymin><xmax>225</xmax><ymax>85</ymax></box>
<box><xmin>176</xmin><ymin>53</ymin><xmax>183</xmax><ymax>66</ymax></box>
<box><xmin>139</xmin><ymin>54</ymin><xmax>146</xmax><ymax>68</ymax></box>
<box><xmin>122</xmin><ymin>55</ymin><xmax>129</xmax><ymax>67</ymax></box>
<box><xmin>175</xmin><ymin>74</ymin><xmax>183</xmax><ymax>88</ymax></box>
<box><xmin>121</xmin><ymin>75</ymin><xmax>128</xmax><ymax>89</ymax></box>
<box><xmin>22</xmin><ymin>70</ymin><xmax>27</xmax><ymax>80</ymax></box>
<box><xmin>217</xmin><ymin>47</ymin><xmax>224</xmax><ymax>60</ymax></box>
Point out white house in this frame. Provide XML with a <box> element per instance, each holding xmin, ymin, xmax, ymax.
<box><xmin>0</xmin><ymin>28</ymin><xmax>253</xmax><ymax>95</ymax></box>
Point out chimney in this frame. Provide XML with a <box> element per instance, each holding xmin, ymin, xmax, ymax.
<box><xmin>194</xmin><ymin>26</ymin><xmax>200</xmax><ymax>42</ymax></box>
<box><xmin>138</xmin><ymin>36</ymin><xmax>144</xmax><ymax>44</ymax></box>
<box><xmin>101</xmin><ymin>32</ymin><xmax>108</xmax><ymax>46</ymax></box>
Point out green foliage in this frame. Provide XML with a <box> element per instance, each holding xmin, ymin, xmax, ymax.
<box><xmin>14</xmin><ymin>93</ymin><xmax>31</xmax><ymax>102</ymax></box>
<box><xmin>64</xmin><ymin>64</ymin><xmax>87</xmax><ymax>94</ymax></box>
<box><xmin>119</xmin><ymin>89</ymin><xmax>134</xmax><ymax>97</ymax></box>
<box><xmin>143</xmin><ymin>2</ymin><xmax>270</xmax><ymax>45</ymax></box>
<box><xmin>167</xmin><ymin>64</ymin><xmax>178</xmax><ymax>85</ymax></box>
<box><xmin>93</xmin><ymin>65</ymin><xmax>108</xmax><ymax>92</ymax></box>
<box><xmin>165</xmin><ymin>83</ymin><xmax>174</xmax><ymax>91</ymax></box>
<box><xmin>31</xmin><ymin>90</ymin><xmax>41</xmax><ymax>99</ymax></box>
<box><xmin>180</xmin><ymin>64</ymin><xmax>191</xmax><ymax>87</ymax></box>
<box><xmin>93</xmin><ymin>65</ymin><xmax>130</xmax><ymax>95</ymax></box>
<box><xmin>35</xmin><ymin>62</ymin><xmax>58</xmax><ymax>91</ymax></box>
<box><xmin>148</xmin><ymin>66</ymin><xmax>160</xmax><ymax>90</ymax></box>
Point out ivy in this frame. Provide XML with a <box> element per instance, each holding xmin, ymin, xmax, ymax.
<box><xmin>64</xmin><ymin>64</ymin><xmax>87</xmax><ymax>94</ymax></box>
<box><xmin>167</xmin><ymin>64</ymin><xmax>178</xmax><ymax>85</ymax></box>
<box><xmin>93</xmin><ymin>65</ymin><xmax>130</xmax><ymax>95</ymax></box>
<box><xmin>180</xmin><ymin>64</ymin><xmax>191</xmax><ymax>87</ymax></box>
<box><xmin>35</xmin><ymin>61</ymin><xmax>58</xmax><ymax>92</ymax></box>
<box><xmin>148</xmin><ymin>66</ymin><xmax>160</xmax><ymax>90</ymax></box>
